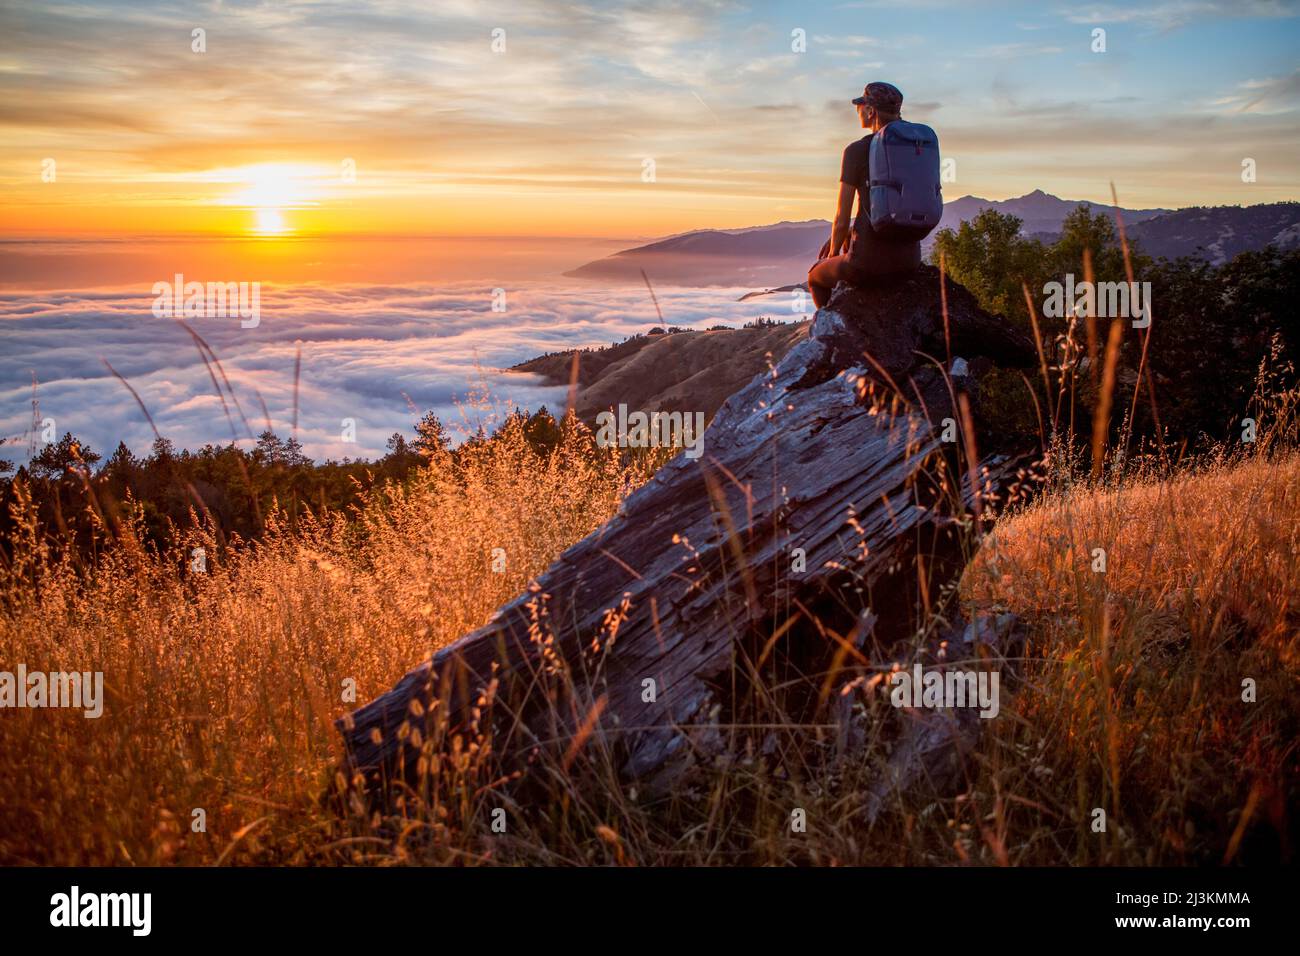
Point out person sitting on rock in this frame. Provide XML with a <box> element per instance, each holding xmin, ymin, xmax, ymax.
<box><xmin>807</xmin><ymin>82</ymin><xmax>926</xmax><ymax>310</ymax></box>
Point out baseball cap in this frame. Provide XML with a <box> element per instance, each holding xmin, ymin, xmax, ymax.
<box><xmin>852</xmin><ymin>81</ymin><xmax>903</xmax><ymax>111</ymax></box>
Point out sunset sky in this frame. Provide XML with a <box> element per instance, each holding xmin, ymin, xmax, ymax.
<box><xmin>2</xmin><ymin>0</ymin><xmax>1298</xmax><ymax>242</ymax></box>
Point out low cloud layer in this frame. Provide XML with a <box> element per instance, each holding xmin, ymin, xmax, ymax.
<box><xmin>0</xmin><ymin>280</ymin><xmax>801</xmax><ymax>465</ymax></box>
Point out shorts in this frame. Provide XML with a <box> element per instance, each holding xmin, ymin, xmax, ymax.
<box><xmin>848</xmin><ymin>226</ymin><xmax>922</xmax><ymax>277</ymax></box>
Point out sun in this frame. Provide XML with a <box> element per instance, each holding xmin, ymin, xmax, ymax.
<box><xmin>254</xmin><ymin>207</ymin><xmax>288</xmax><ymax>235</ymax></box>
<box><xmin>217</xmin><ymin>163</ymin><xmax>324</xmax><ymax>236</ymax></box>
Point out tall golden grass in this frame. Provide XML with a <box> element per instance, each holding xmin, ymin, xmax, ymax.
<box><xmin>3</xmin><ymin>420</ymin><xmax>1294</xmax><ymax>864</ymax></box>
<box><xmin>960</xmin><ymin>452</ymin><xmax>1299</xmax><ymax>864</ymax></box>
<box><xmin>0</xmin><ymin>419</ymin><xmax>647</xmax><ymax>864</ymax></box>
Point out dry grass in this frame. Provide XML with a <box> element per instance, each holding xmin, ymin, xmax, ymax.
<box><xmin>957</xmin><ymin>452</ymin><xmax>1299</xmax><ymax>864</ymax></box>
<box><xmin>0</xmin><ymin>421</ymin><xmax>645</xmax><ymax>865</ymax></box>
<box><xmin>1</xmin><ymin>409</ymin><xmax>1296</xmax><ymax>865</ymax></box>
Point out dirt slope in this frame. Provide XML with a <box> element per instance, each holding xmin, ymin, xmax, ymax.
<box><xmin>514</xmin><ymin>322</ymin><xmax>809</xmax><ymax>422</ymax></box>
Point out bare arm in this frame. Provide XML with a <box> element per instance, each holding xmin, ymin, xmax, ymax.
<box><xmin>825</xmin><ymin>181</ymin><xmax>857</xmax><ymax>257</ymax></box>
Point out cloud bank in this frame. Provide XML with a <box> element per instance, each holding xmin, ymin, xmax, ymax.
<box><xmin>0</xmin><ymin>280</ymin><xmax>803</xmax><ymax>464</ymax></box>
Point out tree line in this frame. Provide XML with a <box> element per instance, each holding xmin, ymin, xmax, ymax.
<box><xmin>930</xmin><ymin>205</ymin><xmax>1300</xmax><ymax>451</ymax></box>
<box><xmin>0</xmin><ymin>406</ymin><xmax>570</xmax><ymax>563</ymax></box>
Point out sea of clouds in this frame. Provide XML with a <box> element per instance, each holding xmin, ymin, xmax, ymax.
<box><xmin>0</xmin><ymin>281</ymin><xmax>804</xmax><ymax>465</ymax></box>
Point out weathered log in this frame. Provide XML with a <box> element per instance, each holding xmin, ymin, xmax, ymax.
<box><xmin>862</xmin><ymin>610</ymin><xmax>1025</xmax><ymax>824</ymax></box>
<box><xmin>340</xmin><ymin>266</ymin><xmax>1035</xmax><ymax>791</ymax></box>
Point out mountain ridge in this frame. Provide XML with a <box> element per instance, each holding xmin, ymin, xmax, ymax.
<box><xmin>564</xmin><ymin>192</ymin><xmax>1296</xmax><ymax>286</ymax></box>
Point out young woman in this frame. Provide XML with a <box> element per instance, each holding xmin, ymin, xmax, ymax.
<box><xmin>807</xmin><ymin>82</ymin><xmax>922</xmax><ymax>309</ymax></box>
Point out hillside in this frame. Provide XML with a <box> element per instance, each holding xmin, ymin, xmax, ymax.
<box><xmin>7</xmin><ymin>282</ymin><xmax>1293</xmax><ymax>866</ymax></box>
<box><xmin>1128</xmin><ymin>201</ymin><xmax>1300</xmax><ymax>264</ymax></box>
<box><xmin>562</xmin><ymin>221</ymin><xmax>828</xmax><ymax>286</ymax></box>
<box><xmin>513</xmin><ymin>321</ymin><xmax>808</xmax><ymax>421</ymax></box>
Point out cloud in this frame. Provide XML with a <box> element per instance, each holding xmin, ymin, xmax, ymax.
<box><xmin>1063</xmin><ymin>0</ymin><xmax>1298</xmax><ymax>31</ymax></box>
<box><xmin>0</xmin><ymin>0</ymin><xmax>926</xmax><ymax>232</ymax></box>
<box><xmin>967</xmin><ymin>43</ymin><xmax>1064</xmax><ymax>57</ymax></box>
<box><xmin>1210</xmin><ymin>69</ymin><xmax>1300</xmax><ymax>114</ymax></box>
<box><xmin>836</xmin><ymin>0</ymin><xmax>971</xmax><ymax>8</ymax></box>
<box><xmin>1</xmin><ymin>0</ymin><xmax>1295</xmax><ymax>235</ymax></box>
<box><xmin>813</xmin><ymin>34</ymin><xmax>885</xmax><ymax>46</ymax></box>
<box><xmin>0</xmin><ymin>278</ymin><xmax>801</xmax><ymax>465</ymax></box>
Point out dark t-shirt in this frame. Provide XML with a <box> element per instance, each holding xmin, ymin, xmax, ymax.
<box><xmin>840</xmin><ymin>134</ymin><xmax>921</xmax><ymax>274</ymax></box>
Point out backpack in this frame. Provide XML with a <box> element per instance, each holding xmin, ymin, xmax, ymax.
<box><xmin>867</xmin><ymin>120</ymin><xmax>943</xmax><ymax>242</ymax></box>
